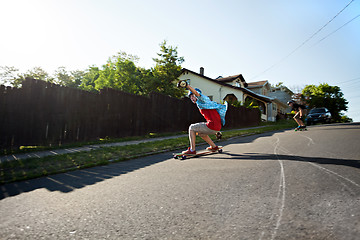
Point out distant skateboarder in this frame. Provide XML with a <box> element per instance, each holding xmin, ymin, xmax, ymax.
<box><xmin>287</xmin><ymin>100</ymin><xmax>307</xmax><ymax>130</ymax></box>
<box><xmin>177</xmin><ymin>80</ymin><xmax>227</xmax><ymax>155</ymax></box>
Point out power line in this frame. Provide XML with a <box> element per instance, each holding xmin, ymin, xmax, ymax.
<box><xmin>334</xmin><ymin>77</ymin><xmax>360</xmax><ymax>84</ymax></box>
<box><xmin>285</xmin><ymin>0</ymin><xmax>355</xmax><ymax>58</ymax></box>
<box><xmin>341</xmin><ymin>83</ymin><xmax>360</xmax><ymax>90</ymax></box>
<box><xmin>250</xmin><ymin>0</ymin><xmax>356</xmax><ymax>80</ymax></box>
<box><xmin>312</xmin><ymin>14</ymin><xmax>360</xmax><ymax>47</ymax></box>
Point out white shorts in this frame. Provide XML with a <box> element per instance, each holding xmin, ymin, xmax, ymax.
<box><xmin>189</xmin><ymin>122</ymin><xmax>218</xmax><ymax>136</ymax></box>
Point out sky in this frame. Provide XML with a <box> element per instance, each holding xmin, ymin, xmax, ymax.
<box><xmin>1</xmin><ymin>0</ymin><xmax>359</xmax><ymax>121</ymax></box>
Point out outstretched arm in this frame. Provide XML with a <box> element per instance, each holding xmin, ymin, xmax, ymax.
<box><xmin>186</xmin><ymin>84</ymin><xmax>200</xmax><ymax>97</ymax></box>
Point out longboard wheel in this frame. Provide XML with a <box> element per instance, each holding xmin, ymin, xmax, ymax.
<box><xmin>218</xmin><ymin>149</ymin><xmax>223</xmax><ymax>153</ymax></box>
<box><xmin>181</xmin><ymin>155</ymin><xmax>187</xmax><ymax>160</ymax></box>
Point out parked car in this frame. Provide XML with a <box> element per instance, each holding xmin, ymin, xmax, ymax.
<box><xmin>306</xmin><ymin>107</ymin><xmax>332</xmax><ymax>125</ymax></box>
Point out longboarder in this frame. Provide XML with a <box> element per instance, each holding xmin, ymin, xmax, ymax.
<box><xmin>177</xmin><ymin>80</ymin><xmax>228</xmax><ymax>155</ymax></box>
<box><xmin>287</xmin><ymin>100</ymin><xmax>307</xmax><ymax>131</ymax></box>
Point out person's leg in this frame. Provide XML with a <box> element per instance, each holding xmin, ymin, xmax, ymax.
<box><xmin>299</xmin><ymin>109</ymin><xmax>306</xmax><ymax>127</ymax></box>
<box><xmin>293</xmin><ymin>112</ymin><xmax>301</xmax><ymax>126</ymax></box>
<box><xmin>294</xmin><ymin>114</ymin><xmax>305</xmax><ymax>127</ymax></box>
<box><xmin>185</xmin><ymin>123</ymin><xmax>218</xmax><ymax>153</ymax></box>
<box><xmin>196</xmin><ymin>124</ymin><xmax>219</xmax><ymax>150</ymax></box>
<box><xmin>298</xmin><ymin>118</ymin><xmax>305</xmax><ymax>126</ymax></box>
<box><xmin>199</xmin><ymin>134</ymin><xmax>216</xmax><ymax>148</ymax></box>
<box><xmin>189</xmin><ymin>129</ymin><xmax>197</xmax><ymax>151</ymax></box>
<box><xmin>182</xmin><ymin>123</ymin><xmax>200</xmax><ymax>154</ymax></box>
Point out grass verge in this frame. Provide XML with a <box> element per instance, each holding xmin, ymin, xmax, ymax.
<box><xmin>0</xmin><ymin>131</ymin><xmax>186</xmax><ymax>156</ymax></box>
<box><xmin>0</xmin><ymin>120</ymin><xmax>296</xmax><ymax>184</ymax></box>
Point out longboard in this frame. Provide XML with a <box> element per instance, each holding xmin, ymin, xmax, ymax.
<box><xmin>173</xmin><ymin>146</ymin><xmax>223</xmax><ymax>160</ymax></box>
<box><xmin>294</xmin><ymin>127</ymin><xmax>307</xmax><ymax>131</ymax></box>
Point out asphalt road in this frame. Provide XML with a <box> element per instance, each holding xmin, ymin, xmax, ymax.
<box><xmin>1</xmin><ymin>123</ymin><xmax>359</xmax><ymax>240</ymax></box>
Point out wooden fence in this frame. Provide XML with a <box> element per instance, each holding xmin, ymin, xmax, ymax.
<box><xmin>0</xmin><ymin>78</ymin><xmax>260</xmax><ymax>149</ymax></box>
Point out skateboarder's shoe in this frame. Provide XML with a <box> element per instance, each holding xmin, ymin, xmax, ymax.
<box><xmin>295</xmin><ymin>125</ymin><xmax>307</xmax><ymax>131</ymax></box>
<box><xmin>206</xmin><ymin>146</ymin><xmax>219</xmax><ymax>152</ymax></box>
<box><xmin>182</xmin><ymin>148</ymin><xmax>196</xmax><ymax>155</ymax></box>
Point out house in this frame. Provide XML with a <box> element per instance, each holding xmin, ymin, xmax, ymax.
<box><xmin>247</xmin><ymin>80</ymin><xmax>271</xmax><ymax>96</ymax></box>
<box><xmin>179</xmin><ymin>68</ymin><xmax>276</xmax><ymax>121</ymax></box>
<box><xmin>246</xmin><ymin>80</ymin><xmax>294</xmax><ymax>119</ymax></box>
<box><xmin>268</xmin><ymin>85</ymin><xmax>294</xmax><ymax>118</ymax></box>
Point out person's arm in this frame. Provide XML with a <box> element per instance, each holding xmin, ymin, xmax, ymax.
<box><xmin>177</xmin><ymin>80</ymin><xmax>200</xmax><ymax>97</ymax></box>
<box><xmin>186</xmin><ymin>84</ymin><xmax>200</xmax><ymax>97</ymax></box>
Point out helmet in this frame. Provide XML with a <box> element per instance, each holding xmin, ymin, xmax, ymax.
<box><xmin>188</xmin><ymin>88</ymin><xmax>202</xmax><ymax>97</ymax></box>
<box><xmin>287</xmin><ymin>100</ymin><xmax>295</xmax><ymax>105</ymax></box>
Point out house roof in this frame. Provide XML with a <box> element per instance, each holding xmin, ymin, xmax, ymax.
<box><xmin>247</xmin><ymin>80</ymin><xmax>269</xmax><ymax>88</ymax></box>
<box><xmin>271</xmin><ymin>86</ymin><xmax>294</xmax><ymax>95</ymax></box>
<box><xmin>180</xmin><ymin>68</ymin><xmax>273</xmax><ymax>103</ymax></box>
<box><xmin>216</xmin><ymin>74</ymin><xmax>247</xmax><ymax>86</ymax></box>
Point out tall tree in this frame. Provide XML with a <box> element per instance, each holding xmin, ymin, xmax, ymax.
<box><xmin>23</xmin><ymin>67</ymin><xmax>53</xmax><ymax>82</ymax></box>
<box><xmin>0</xmin><ymin>66</ymin><xmax>54</xmax><ymax>87</ymax></box>
<box><xmin>78</xmin><ymin>66</ymin><xmax>100</xmax><ymax>92</ymax></box>
<box><xmin>54</xmin><ymin>66</ymin><xmax>81</xmax><ymax>88</ymax></box>
<box><xmin>95</xmin><ymin>52</ymin><xmax>144</xmax><ymax>95</ymax></box>
<box><xmin>302</xmin><ymin>83</ymin><xmax>348</xmax><ymax>122</ymax></box>
<box><xmin>70</xmin><ymin>70</ymin><xmax>86</xmax><ymax>88</ymax></box>
<box><xmin>149</xmin><ymin>40</ymin><xmax>185</xmax><ymax>98</ymax></box>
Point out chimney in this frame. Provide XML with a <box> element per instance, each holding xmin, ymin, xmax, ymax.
<box><xmin>200</xmin><ymin>67</ymin><xmax>204</xmax><ymax>76</ymax></box>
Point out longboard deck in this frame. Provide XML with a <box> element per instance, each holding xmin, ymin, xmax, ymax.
<box><xmin>294</xmin><ymin>128</ymin><xmax>308</xmax><ymax>131</ymax></box>
<box><xmin>173</xmin><ymin>146</ymin><xmax>223</xmax><ymax>160</ymax></box>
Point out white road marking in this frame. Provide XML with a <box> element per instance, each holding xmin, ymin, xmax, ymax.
<box><xmin>260</xmin><ymin>137</ymin><xmax>286</xmax><ymax>240</ymax></box>
<box><xmin>271</xmin><ymin>137</ymin><xmax>286</xmax><ymax>240</ymax></box>
<box><xmin>274</xmin><ymin>134</ymin><xmax>360</xmax><ymax>190</ymax></box>
<box><xmin>301</xmin><ymin>135</ymin><xmax>315</xmax><ymax>146</ymax></box>
<box><xmin>307</xmin><ymin>162</ymin><xmax>360</xmax><ymax>188</ymax></box>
